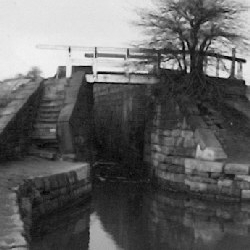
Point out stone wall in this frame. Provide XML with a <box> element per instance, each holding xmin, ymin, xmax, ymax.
<box><xmin>144</xmin><ymin>81</ymin><xmax>250</xmax><ymax>202</ymax></box>
<box><xmin>57</xmin><ymin>72</ymin><xmax>94</xmax><ymax>161</ymax></box>
<box><xmin>94</xmin><ymin>84</ymin><xmax>150</xmax><ymax>168</ymax></box>
<box><xmin>0</xmin><ymin>79</ymin><xmax>43</xmax><ymax>161</ymax></box>
<box><xmin>17</xmin><ymin>163</ymin><xmax>91</xmax><ymax>244</ymax></box>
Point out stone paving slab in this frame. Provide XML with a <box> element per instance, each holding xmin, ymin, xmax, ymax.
<box><xmin>0</xmin><ymin>157</ymin><xmax>90</xmax><ymax>249</ymax></box>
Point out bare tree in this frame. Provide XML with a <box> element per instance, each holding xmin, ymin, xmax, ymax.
<box><xmin>27</xmin><ymin>66</ymin><xmax>42</xmax><ymax>80</ymax></box>
<box><xmin>135</xmin><ymin>0</ymin><xmax>249</xmax><ymax>74</ymax></box>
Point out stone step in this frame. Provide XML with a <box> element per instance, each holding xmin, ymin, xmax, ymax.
<box><xmin>29</xmin><ymin>148</ymin><xmax>57</xmax><ymax>160</ymax></box>
<box><xmin>36</xmin><ymin>119</ymin><xmax>58</xmax><ymax>124</ymax></box>
<box><xmin>40</xmin><ymin>104</ymin><xmax>62</xmax><ymax>109</ymax></box>
<box><xmin>33</xmin><ymin>123</ymin><xmax>57</xmax><ymax>129</ymax></box>
<box><xmin>42</xmin><ymin>97</ymin><xmax>64</xmax><ymax>103</ymax></box>
<box><xmin>32</xmin><ymin>133</ymin><xmax>57</xmax><ymax>140</ymax></box>
<box><xmin>38</xmin><ymin>113</ymin><xmax>59</xmax><ymax>118</ymax></box>
<box><xmin>38</xmin><ymin>110</ymin><xmax>61</xmax><ymax>116</ymax></box>
<box><xmin>39</xmin><ymin>106</ymin><xmax>62</xmax><ymax>112</ymax></box>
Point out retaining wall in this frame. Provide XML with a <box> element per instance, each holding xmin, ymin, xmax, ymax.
<box><xmin>57</xmin><ymin>72</ymin><xmax>94</xmax><ymax>161</ymax></box>
<box><xmin>144</xmin><ymin>81</ymin><xmax>250</xmax><ymax>202</ymax></box>
<box><xmin>0</xmin><ymin>79</ymin><xmax>43</xmax><ymax>161</ymax></box>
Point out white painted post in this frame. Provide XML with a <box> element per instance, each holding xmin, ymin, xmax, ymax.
<box><xmin>125</xmin><ymin>48</ymin><xmax>129</xmax><ymax>76</ymax></box>
<box><xmin>216</xmin><ymin>56</ymin><xmax>220</xmax><ymax>77</ymax></box>
<box><xmin>93</xmin><ymin>47</ymin><xmax>98</xmax><ymax>79</ymax></box>
<box><xmin>203</xmin><ymin>56</ymin><xmax>208</xmax><ymax>74</ymax></box>
<box><xmin>230</xmin><ymin>47</ymin><xmax>236</xmax><ymax>78</ymax></box>
<box><xmin>237</xmin><ymin>61</ymin><xmax>243</xmax><ymax>79</ymax></box>
<box><xmin>66</xmin><ymin>46</ymin><xmax>72</xmax><ymax>78</ymax></box>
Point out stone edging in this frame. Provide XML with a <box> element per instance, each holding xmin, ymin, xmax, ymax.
<box><xmin>0</xmin><ymin>163</ymin><xmax>91</xmax><ymax>249</ymax></box>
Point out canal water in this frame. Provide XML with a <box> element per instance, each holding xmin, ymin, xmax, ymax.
<box><xmin>30</xmin><ymin>182</ymin><xmax>250</xmax><ymax>250</ymax></box>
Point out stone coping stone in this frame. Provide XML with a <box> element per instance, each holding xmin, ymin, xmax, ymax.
<box><xmin>194</xmin><ymin>128</ymin><xmax>227</xmax><ymax>161</ymax></box>
<box><xmin>185</xmin><ymin>158</ymin><xmax>224</xmax><ymax>173</ymax></box>
<box><xmin>0</xmin><ymin>157</ymin><xmax>90</xmax><ymax>250</ymax></box>
<box><xmin>224</xmin><ymin>163</ymin><xmax>250</xmax><ymax>175</ymax></box>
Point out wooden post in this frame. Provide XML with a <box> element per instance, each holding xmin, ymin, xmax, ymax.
<box><xmin>230</xmin><ymin>47</ymin><xmax>236</xmax><ymax>78</ymax></box>
<box><xmin>125</xmin><ymin>48</ymin><xmax>129</xmax><ymax>76</ymax></box>
<box><xmin>216</xmin><ymin>56</ymin><xmax>220</xmax><ymax>77</ymax></box>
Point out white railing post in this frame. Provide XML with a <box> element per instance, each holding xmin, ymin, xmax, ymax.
<box><xmin>216</xmin><ymin>55</ymin><xmax>220</xmax><ymax>77</ymax></box>
<box><xmin>230</xmin><ymin>47</ymin><xmax>236</xmax><ymax>78</ymax></box>
<box><xmin>237</xmin><ymin>61</ymin><xmax>243</xmax><ymax>79</ymax></box>
<box><xmin>93</xmin><ymin>47</ymin><xmax>98</xmax><ymax>79</ymax></box>
<box><xmin>125</xmin><ymin>48</ymin><xmax>129</xmax><ymax>76</ymax></box>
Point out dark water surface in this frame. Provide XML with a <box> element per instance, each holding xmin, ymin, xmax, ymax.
<box><xmin>31</xmin><ymin>182</ymin><xmax>250</xmax><ymax>250</ymax></box>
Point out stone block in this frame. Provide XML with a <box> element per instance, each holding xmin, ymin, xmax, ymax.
<box><xmin>171</xmin><ymin>129</ymin><xmax>181</xmax><ymax>137</ymax></box>
<box><xmin>185</xmin><ymin>179</ymin><xmax>207</xmax><ymax>192</ymax></box>
<box><xmin>158</xmin><ymin>163</ymin><xmax>168</xmax><ymax>171</ymax></box>
<box><xmin>172</xmin><ymin>157</ymin><xmax>186</xmax><ymax>166</ymax></box>
<box><xmin>183</xmin><ymin>138</ymin><xmax>196</xmax><ymax>148</ymax></box>
<box><xmin>224</xmin><ymin>163</ymin><xmax>250</xmax><ymax>175</ymax></box>
<box><xmin>151</xmin><ymin>144</ymin><xmax>161</xmax><ymax>152</ymax></box>
<box><xmin>165</xmin><ymin>164</ymin><xmax>185</xmax><ymax>174</ymax></box>
<box><xmin>152</xmin><ymin>159</ymin><xmax>159</xmax><ymax>168</ymax></box>
<box><xmin>186</xmin><ymin>175</ymin><xmax>217</xmax><ymax>184</ymax></box>
<box><xmin>175</xmin><ymin>137</ymin><xmax>184</xmax><ymax>147</ymax></box>
<box><xmin>195</xmin><ymin>144</ymin><xmax>227</xmax><ymax>161</ymax></box>
<box><xmin>241</xmin><ymin>190</ymin><xmax>250</xmax><ymax>200</ymax></box>
<box><xmin>194</xmin><ymin>128</ymin><xmax>227</xmax><ymax>160</ymax></box>
<box><xmin>181</xmin><ymin>130</ymin><xmax>194</xmax><ymax>138</ymax></box>
<box><xmin>218</xmin><ymin>179</ymin><xmax>233</xmax><ymax>188</ymax></box>
<box><xmin>220</xmin><ymin>186</ymin><xmax>241</xmax><ymax>197</ymax></box>
<box><xmin>185</xmin><ymin>158</ymin><xmax>224</xmax><ymax>173</ymax></box>
<box><xmin>163</xmin><ymin>137</ymin><xmax>175</xmax><ymax>146</ymax></box>
<box><xmin>154</xmin><ymin>153</ymin><xmax>165</xmax><ymax>163</ymax></box>
<box><xmin>161</xmin><ymin>146</ymin><xmax>174</xmax><ymax>156</ymax></box>
<box><xmin>235</xmin><ymin>180</ymin><xmax>250</xmax><ymax>190</ymax></box>
<box><xmin>210</xmin><ymin>172</ymin><xmax>222</xmax><ymax>179</ymax></box>
<box><xmin>75</xmin><ymin>165</ymin><xmax>89</xmax><ymax>181</ymax></box>
<box><xmin>174</xmin><ymin>147</ymin><xmax>195</xmax><ymax>157</ymax></box>
<box><xmin>236</xmin><ymin>175</ymin><xmax>250</xmax><ymax>182</ymax></box>
<box><xmin>207</xmin><ymin>183</ymin><xmax>219</xmax><ymax>194</ymax></box>
<box><xmin>33</xmin><ymin>177</ymin><xmax>44</xmax><ymax>190</ymax></box>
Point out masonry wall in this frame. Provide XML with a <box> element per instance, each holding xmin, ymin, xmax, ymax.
<box><xmin>144</xmin><ymin>80</ymin><xmax>250</xmax><ymax>202</ymax></box>
<box><xmin>0</xmin><ymin>79</ymin><xmax>43</xmax><ymax>161</ymax></box>
<box><xmin>17</xmin><ymin>163</ymin><xmax>91</xmax><ymax>244</ymax></box>
<box><xmin>94</xmin><ymin>84</ymin><xmax>150</xmax><ymax>168</ymax></box>
<box><xmin>57</xmin><ymin>72</ymin><xmax>94</xmax><ymax>161</ymax></box>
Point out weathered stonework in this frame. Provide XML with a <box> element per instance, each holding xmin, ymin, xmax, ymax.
<box><xmin>144</xmin><ymin>80</ymin><xmax>250</xmax><ymax>202</ymax></box>
<box><xmin>0</xmin><ymin>79</ymin><xmax>43</xmax><ymax>161</ymax></box>
<box><xmin>0</xmin><ymin>159</ymin><xmax>91</xmax><ymax>250</ymax></box>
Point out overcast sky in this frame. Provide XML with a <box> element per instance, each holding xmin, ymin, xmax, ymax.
<box><xmin>1</xmin><ymin>0</ymin><xmax>250</xmax><ymax>82</ymax></box>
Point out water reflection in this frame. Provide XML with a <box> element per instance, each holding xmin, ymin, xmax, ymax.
<box><xmin>30</xmin><ymin>203</ymin><xmax>90</xmax><ymax>250</ymax></box>
<box><xmin>31</xmin><ymin>182</ymin><xmax>250</xmax><ymax>250</ymax></box>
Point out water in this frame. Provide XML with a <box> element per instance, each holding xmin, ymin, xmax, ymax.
<box><xmin>31</xmin><ymin>182</ymin><xmax>250</xmax><ymax>250</ymax></box>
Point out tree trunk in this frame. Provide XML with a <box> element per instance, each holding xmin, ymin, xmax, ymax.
<box><xmin>190</xmin><ymin>50</ymin><xmax>196</xmax><ymax>73</ymax></box>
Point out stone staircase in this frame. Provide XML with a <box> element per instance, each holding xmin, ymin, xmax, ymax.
<box><xmin>30</xmin><ymin>78</ymin><xmax>66</xmax><ymax>159</ymax></box>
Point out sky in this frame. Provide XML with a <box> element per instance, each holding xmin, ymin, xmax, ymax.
<box><xmin>1</xmin><ymin>0</ymin><xmax>250</xmax><ymax>82</ymax></box>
